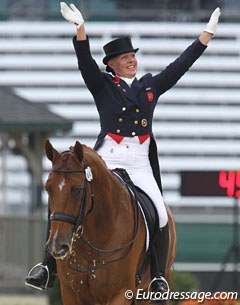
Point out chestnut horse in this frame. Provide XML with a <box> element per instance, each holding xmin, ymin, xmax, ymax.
<box><xmin>45</xmin><ymin>139</ymin><xmax>176</xmax><ymax>305</ymax></box>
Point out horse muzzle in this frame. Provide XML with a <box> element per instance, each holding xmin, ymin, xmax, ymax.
<box><xmin>52</xmin><ymin>244</ymin><xmax>70</xmax><ymax>260</ymax></box>
<box><xmin>47</xmin><ymin>233</ymin><xmax>72</xmax><ymax>260</ymax></box>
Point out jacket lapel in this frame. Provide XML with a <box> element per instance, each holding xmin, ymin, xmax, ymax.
<box><xmin>112</xmin><ymin>75</ymin><xmax>142</xmax><ymax>107</ymax></box>
<box><xmin>120</xmin><ymin>78</ymin><xmax>142</xmax><ymax>107</ymax></box>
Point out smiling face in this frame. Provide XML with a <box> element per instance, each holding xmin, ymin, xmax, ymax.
<box><xmin>107</xmin><ymin>51</ymin><xmax>138</xmax><ymax>78</ymax></box>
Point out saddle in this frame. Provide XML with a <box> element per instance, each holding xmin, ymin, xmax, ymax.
<box><xmin>112</xmin><ymin>168</ymin><xmax>159</xmax><ymax>242</ymax></box>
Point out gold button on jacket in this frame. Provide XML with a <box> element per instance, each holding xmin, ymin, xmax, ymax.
<box><xmin>141</xmin><ymin>119</ymin><xmax>148</xmax><ymax>127</ymax></box>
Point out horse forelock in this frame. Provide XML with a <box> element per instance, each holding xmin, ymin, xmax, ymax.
<box><xmin>52</xmin><ymin>151</ymin><xmax>80</xmax><ymax>171</ymax></box>
<box><xmin>49</xmin><ymin>145</ymin><xmax>105</xmax><ymax>175</ymax></box>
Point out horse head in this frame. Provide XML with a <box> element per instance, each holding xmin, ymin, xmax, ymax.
<box><xmin>45</xmin><ymin>139</ymin><xmax>93</xmax><ymax>260</ymax></box>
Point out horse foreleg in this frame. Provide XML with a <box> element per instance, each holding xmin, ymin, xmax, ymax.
<box><xmin>106</xmin><ymin>289</ymin><xmax>135</xmax><ymax>305</ymax></box>
<box><xmin>61</xmin><ymin>286</ymin><xmax>84</xmax><ymax>305</ymax></box>
<box><xmin>135</xmin><ymin>300</ymin><xmax>168</xmax><ymax>305</ymax></box>
<box><xmin>134</xmin><ymin>300</ymin><xmax>150</xmax><ymax>305</ymax></box>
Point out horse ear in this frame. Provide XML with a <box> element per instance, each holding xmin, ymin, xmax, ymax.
<box><xmin>73</xmin><ymin>141</ymin><xmax>84</xmax><ymax>162</ymax></box>
<box><xmin>45</xmin><ymin>139</ymin><xmax>59</xmax><ymax>162</ymax></box>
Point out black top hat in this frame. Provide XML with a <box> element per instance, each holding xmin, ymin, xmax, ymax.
<box><xmin>103</xmin><ymin>36</ymin><xmax>139</xmax><ymax>65</ymax></box>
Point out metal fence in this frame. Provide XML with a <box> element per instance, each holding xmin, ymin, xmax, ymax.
<box><xmin>0</xmin><ymin>214</ymin><xmax>46</xmax><ymax>291</ymax></box>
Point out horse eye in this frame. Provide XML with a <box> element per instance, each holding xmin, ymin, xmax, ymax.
<box><xmin>71</xmin><ymin>187</ymin><xmax>82</xmax><ymax>197</ymax></box>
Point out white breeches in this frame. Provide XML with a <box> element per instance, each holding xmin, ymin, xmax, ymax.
<box><xmin>97</xmin><ymin>136</ymin><xmax>168</xmax><ymax>228</ymax></box>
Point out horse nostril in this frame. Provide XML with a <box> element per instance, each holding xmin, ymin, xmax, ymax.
<box><xmin>58</xmin><ymin>244</ymin><xmax>70</xmax><ymax>257</ymax></box>
<box><xmin>51</xmin><ymin>244</ymin><xmax>70</xmax><ymax>259</ymax></box>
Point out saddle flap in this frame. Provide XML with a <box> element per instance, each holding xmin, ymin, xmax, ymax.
<box><xmin>134</xmin><ymin>185</ymin><xmax>159</xmax><ymax>240</ymax></box>
<box><xmin>112</xmin><ymin>168</ymin><xmax>159</xmax><ymax>240</ymax></box>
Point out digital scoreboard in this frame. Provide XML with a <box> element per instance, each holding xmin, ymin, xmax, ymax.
<box><xmin>180</xmin><ymin>171</ymin><xmax>240</xmax><ymax>198</ymax></box>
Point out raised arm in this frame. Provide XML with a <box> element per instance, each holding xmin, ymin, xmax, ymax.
<box><xmin>152</xmin><ymin>7</ymin><xmax>221</xmax><ymax>96</ymax></box>
<box><xmin>60</xmin><ymin>2</ymin><xmax>105</xmax><ymax>95</ymax></box>
<box><xmin>199</xmin><ymin>7</ymin><xmax>221</xmax><ymax>46</ymax></box>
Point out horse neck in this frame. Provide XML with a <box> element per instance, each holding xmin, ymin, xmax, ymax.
<box><xmin>95</xmin><ymin>171</ymin><xmax>120</xmax><ymax>214</ymax></box>
<box><xmin>86</xmin><ymin>168</ymin><xmax>128</xmax><ymax>232</ymax></box>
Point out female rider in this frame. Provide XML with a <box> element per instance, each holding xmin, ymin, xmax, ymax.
<box><xmin>25</xmin><ymin>3</ymin><xmax>220</xmax><ymax>301</ymax></box>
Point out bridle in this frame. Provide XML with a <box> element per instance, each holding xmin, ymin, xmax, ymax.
<box><xmin>49</xmin><ymin>160</ymin><xmax>94</xmax><ymax>234</ymax></box>
<box><xmin>48</xmin><ymin>158</ymin><xmax>140</xmax><ymax>273</ymax></box>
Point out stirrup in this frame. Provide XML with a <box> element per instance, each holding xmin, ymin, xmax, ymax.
<box><xmin>25</xmin><ymin>263</ymin><xmax>50</xmax><ymax>291</ymax></box>
<box><xmin>148</xmin><ymin>276</ymin><xmax>170</xmax><ymax>292</ymax></box>
<box><xmin>148</xmin><ymin>276</ymin><xmax>170</xmax><ymax>302</ymax></box>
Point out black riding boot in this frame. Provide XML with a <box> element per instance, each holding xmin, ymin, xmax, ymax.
<box><xmin>25</xmin><ymin>210</ymin><xmax>57</xmax><ymax>290</ymax></box>
<box><xmin>25</xmin><ymin>252</ymin><xmax>57</xmax><ymax>290</ymax></box>
<box><xmin>149</xmin><ymin>223</ymin><xmax>170</xmax><ymax>303</ymax></box>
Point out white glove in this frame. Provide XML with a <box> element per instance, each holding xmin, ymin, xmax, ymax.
<box><xmin>60</xmin><ymin>2</ymin><xmax>84</xmax><ymax>29</ymax></box>
<box><xmin>204</xmin><ymin>7</ymin><xmax>221</xmax><ymax>35</ymax></box>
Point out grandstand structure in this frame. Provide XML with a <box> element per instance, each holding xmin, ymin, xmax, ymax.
<box><xmin>0</xmin><ymin>21</ymin><xmax>239</xmax><ymax>214</ymax></box>
<box><xmin>0</xmin><ymin>20</ymin><xmax>240</xmax><ymax>291</ymax></box>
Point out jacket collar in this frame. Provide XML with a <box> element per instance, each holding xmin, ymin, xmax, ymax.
<box><xmin>113</xmin><ymin>75</ymin><xmax>141</xmax><ymax>107</ymax></box>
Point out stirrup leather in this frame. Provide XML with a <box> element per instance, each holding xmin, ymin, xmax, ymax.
<box><xmin>25</xmin><ymin>263</ymin><xmax>50</xmax><ymax>291</ymax></box>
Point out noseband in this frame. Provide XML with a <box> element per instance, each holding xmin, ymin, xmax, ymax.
<box><xmin>49</xmin><ymin>161</ymin><xmax>94</xmax><ymax>233</ymax></box>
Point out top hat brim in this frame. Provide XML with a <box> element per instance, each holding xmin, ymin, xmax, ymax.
<box><xmin>103</xmin><ymin>48</ymin><xmax>139</xmax><ymax>65</ymax></box>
